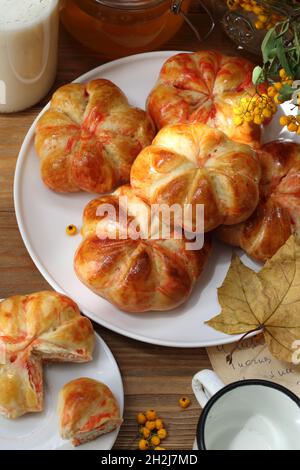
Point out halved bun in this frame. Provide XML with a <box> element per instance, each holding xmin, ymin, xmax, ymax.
<box><xmin>58</xmin><ymin>377</ymin><xmax>122</xmax><ymax>446</ymax></box>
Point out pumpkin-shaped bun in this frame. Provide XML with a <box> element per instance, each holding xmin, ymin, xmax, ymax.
<box><xmin>74</xmin><ymin>185</ymin><xmax>211</xmax><ymax>313</ymax></box>
<box><xmin>131</xmin><ymin>123</ymin><xmax>261</xmax><ymax>233</ymax></box>
<box><xmin>217</xmin><ymin>141</ymin><xmax>300</xmax><ymax>261</ymax></box>
<box><xmin>35</xmin><ymin>79</ymin><xmax>155</xmax><ymax>193</ymax></box>
<box><xmin>147</xmin><ymin>50</ymin><xmax>261</xmax><ymax>147</ymax></box>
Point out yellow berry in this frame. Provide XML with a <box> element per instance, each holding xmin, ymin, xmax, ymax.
<box><xmin>145</xmin><ymin>410</ymin><xmax>157</xmax><ymax>421</ymax></box>
<box><xmin>244</xmin><ymin>113</ymin><xmax>253</xmax><ymax>123</ymax></box>
<box><xmin>227</xmin><ymin>0</ymin><xmax>237</xmax><ymax>9</ymax></box>
<box><xmin>270</xmin><ymin>103</ymin><xmax>278</xmax><ymax>113</ymax></box>
<box><xmin>136</xmin><ymin>413</ymin><xmax>147</xmax><ymax>425</ymax></box>
<box><xmin>255</xmin><ymin>20</ymin><xmax>264</xmax><ymax>30</ymax></box>
<box><xmin>254</xmin><ymin>115</ymin><xmax>263</xmax><ymax>125</ymax></box>
<box><xmin>279</xmin><ymin>115</ymin><xmax>289</xmax><ymax>126</ymax></box>
<box><xmin>233</xmin><ymin>115</ymin><xmax>243</xmax><ymax>126</ymax></box>
<box><xmin>267</xmin><ymin>86</ymin><xmax>276</xmax><ymax>97</ymax></box>
<box><xmin>287</xmin><ymin>122</ymin><xmax>298</xmax><ymax>132</ymax></box>
<box><xmin>233</xmin><ymin>106</ymin><xmax>243</xmax><ymax>115</ymax></box>
<box><xmin>297</xmin><ymin>126</ymin><xmax>300</xmax><ymax>135</ymax></box>
<box><xmin>274</xmin><ymin>82</ymin><xmax>282</xmax><ymax>91</ymax></box>
<box><xmin>66</xmin><ymin>224</ymin><xmax>77</xmax><ymax>236</ymax></box>
<box><xmin>154</xmin><ymin>447</ymin><xmax>166</xmax><ymax>450</ymax></box>
<box><xmin>155</xmin><ymin>419</ymin><xmax>164</xmax><ymax>430</ymax></box>
<box><xmin>253</xmin><ymin>6</ymin><xmax>263</xmax><ymax>15</ymax></box>
<box><xmin>151</xmin><ymin>435</ymin><xmax>161</xmax><ymax>446</ymax></box>
<box><xmin>139</xmin><ymin>439</ymin><xmax>149</xmax><ymax>450</ymax></box>
<box><xmin>157</xmin><ymin>428</ymin><xmax>168</xmax><ymax>439</ymax></box>
<box><xmin>258</xmin><ymin>15</ymin><xmax>267</xmax><ymax>23</ymax></box>
<box><xmin>179</xmin><ymin>397</ymin><xmax>191</xmax><ymax>409</ymax></box>
<box><xmin>262</xmin><ymin>108</ymin><xmax>272</xmax><ymax>118</ymax></box>
<box><xmin>140</xmin><ymin>427</ymin><xmax>151</xmax><ymax>439</ymax></box>
<box><xmin>279</xmin><ymin>68</ymin><xmax>287</xmax><ymax>79</ymax></box>
<box><xmin>229</xmin><ymin>0</ymin><xmax>238</xmax><ymax>6</ymax></box>
<box><xmin>145</xmin><ymin>420</ymin><xmax>156</xmax><ymax>431</ymax></box>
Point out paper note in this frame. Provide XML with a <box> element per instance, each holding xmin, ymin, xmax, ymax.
<box><xmin>207</xmin><ymin>334</ymin><xmax>300</xmax><ymax>396</ymax></box>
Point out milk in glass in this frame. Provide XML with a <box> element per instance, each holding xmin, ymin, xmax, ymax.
<box><xmin>0</xmin><ymin>0</ymin><xmax>59</xmax><ymax>112</ymax></box>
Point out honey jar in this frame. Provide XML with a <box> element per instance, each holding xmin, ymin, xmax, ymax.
<box><xmin>61</xmin><ymin>0</ymin><xmax>191</xmax><ymax>57</ymax></box>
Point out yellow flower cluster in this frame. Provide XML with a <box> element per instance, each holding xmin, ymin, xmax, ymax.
<box><xmin>226</xmin><ymin>0</ymin><xmax>282</xmax><ymax>30</ymax></box>
<box><xmin>279</xmin><ymin>115</ymin><xmax>300</xmax><ymax>134</ymax></box>
<box><xmin>137</xmin><ymin>410</ymin><xmax>168</xmax><ymax>450</ymax></box>
<box><xmin>233</xmin><ymin>93</ymin><xmax>277</xmax><ymax>126</ymax></box>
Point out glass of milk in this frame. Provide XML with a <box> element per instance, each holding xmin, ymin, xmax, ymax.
<box><xmin>0</xmin><ymin>0</ymin><xmax>59</xmax><ymax>113</ymax></box>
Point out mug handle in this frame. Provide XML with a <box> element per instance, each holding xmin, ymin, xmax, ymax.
<box><xmin>192</xmin><ymin>369</ymin><xmax>225</xmax><ymax>408</ymax></box>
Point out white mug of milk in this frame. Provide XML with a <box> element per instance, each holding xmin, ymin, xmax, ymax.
<box><xmin>192</xmin><ymin>370</ymin><xmax>300</xmax><ymax>450</ymax></box>
<box><xmin>0</xmin><ymin>0</ymin><xmax>59</xmax><ymax>113</ymax></box>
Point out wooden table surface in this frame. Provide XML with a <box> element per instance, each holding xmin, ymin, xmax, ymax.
<box><xmin>0</xmin><ymin>6</ymin><xmax>257</xmax><ymax>450</ymax></box>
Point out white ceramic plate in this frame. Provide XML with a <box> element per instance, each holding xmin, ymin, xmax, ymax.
<box><xmin>0</xmin><ymin>331</ymin><xmax>124</xmax><ymax>450</ymax></box>
<box><xmin>14</xmin><ymin>51</ymin><xmax>300</xmax><ymax>348</ymax></box>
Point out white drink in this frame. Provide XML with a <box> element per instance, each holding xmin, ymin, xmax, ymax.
<box><xmin>0</xmin><ymin>0</ymin><xmax>59</xmax><ymax>112</ymax></box>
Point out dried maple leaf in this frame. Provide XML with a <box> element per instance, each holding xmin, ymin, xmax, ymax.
<box><xmin>206</xmin><ymin>235</ymin><xmax>300</xmax><ymax>363</ymax></box>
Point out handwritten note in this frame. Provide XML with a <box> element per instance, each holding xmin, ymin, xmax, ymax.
<box><xmin>207</xmin><ymin>334</ymin><xmax>300</xmax><ymax>395</ymax></box>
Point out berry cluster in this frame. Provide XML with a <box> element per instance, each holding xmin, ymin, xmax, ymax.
<box><xmin>233</xmin><ymin>69</ymin><xmax>299</xmax><ymax>130</ymax></box>
<box><xmin>233</xmin><ymin>93</ymin><xmax>277</xmax><ymax>126</ymax></box>
<box><xmin>267</xmin><ymin>68</ymin><xmax>294</xmax><ymax>101</ymax></box>
<box><xmin>137</xmin><ymin>410</ymin><xmax>167</xmax><ymax>450</ymax></box>
<box><xmin>226</xmin><ymin>0</ymin><xmax>282</xmax><ymax>30</ymax></box>
<box><xmin>280</xmin><ymin>115</ymin><xmax>300</xmax><ymax>134</ymax></box>
<box><xmin>274</xmin><ymin>69</ymin><xmax>300</xmax><ymax>134</ymax></box>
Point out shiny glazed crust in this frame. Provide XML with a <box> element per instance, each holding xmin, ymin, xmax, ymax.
<box><xmin>58</xmin><ymin>377</ymin><xmax>122</xmax><ymax>447</ymax></box>
<box><xmin>74</xmin><ymin>185</ymin><xmax>212</xmax><ymax>313</ymax></box>
<box><xmin>0</xmin><ymin>292</ymin><xmax>94</xmax><ymax>419</ymax></box>
<box><xmin>217</xmin><ymin>141</ymin><xmax>300</xmax><ymax>261</ymax></box>
<box><xmin>147</xmin><ymin>50</ymin><xmax>261</xmax><ymax>147</ymax></box>
<box><xmin>130</xmin><ymin>123</ymin><xmax>261</xmax><ymax>233</ymax></box>
<box><xmin>35</xmin><ymin>79</ymin><xmax>155</xmax><ymax>193</ymax></box>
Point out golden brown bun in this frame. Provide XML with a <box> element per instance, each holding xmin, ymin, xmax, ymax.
<box><xmin>130</xmin><ymin>123</ymin><xmax>261</xmax><ymax>233</ymax></box>
<box><xmin>0</xmin><ymin>292</ymin><xmax>94</xmax><ymax>419</ymax></box>
<box><xmin>217</xmin><ymin>141</ymin><xmax>300</xmax><ymax>262</ymax></box>
<box><xmin>74</xmin><ymin>185</ymin><xmax>212</xmax><ymax>313</ymax></box>
<box><xmin>147</xmin><ymin>50</ymin><xmax>261</xmax><ymax>148</ymax></box>
<box><xmin>58</xmin><ymin>378</ymin><xmax>122</xmax><ymax>447</ymax></box>
<box><xmin>35</xmin><ymin>79</ymin><xmax>155</xmax><ymax>193</ymax></box>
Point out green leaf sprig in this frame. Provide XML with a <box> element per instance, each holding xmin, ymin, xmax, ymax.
<box><xmin>253</xmin><ymin>6</ymin><xmax>300</xmax><ymax>103</ymax></box>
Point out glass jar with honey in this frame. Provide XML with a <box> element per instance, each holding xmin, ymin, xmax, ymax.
<box><xmin>61</xmin><ymin>0</ymin><xmax>192</xmax><ymax>57</ymax></box>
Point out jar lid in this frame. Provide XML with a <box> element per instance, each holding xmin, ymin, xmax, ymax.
<box><xmin>95</xmin><ymin>0</ymin><xmax>170</xmax><ymax>10</ymax></box>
